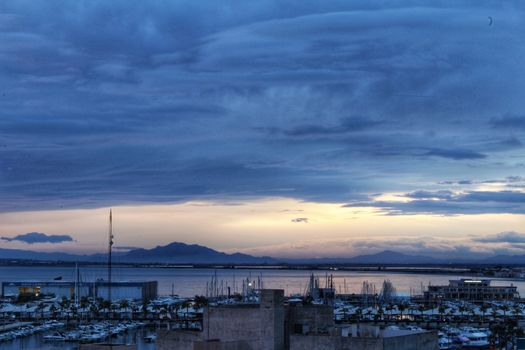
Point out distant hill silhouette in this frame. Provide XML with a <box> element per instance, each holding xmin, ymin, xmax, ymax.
<box><xmin>0</xmin><ymin>247</ymin><xmax>88</xmax><ymax>261</ymax></box>
<box><xmin>120</xmin><ymin>242</ymin><xmax>275</xmax><ymax>264</ymax></box>
<box><xmin>0</xmin><ymin>242</ymin><xmax>524</xmax><ymax>266</ymax></box>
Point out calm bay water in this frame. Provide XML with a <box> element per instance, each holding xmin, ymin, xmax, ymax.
<box><xmin>0</xmin><ymin>328</ymin><xmax>155</xmax><ymax>350</ymax></box>
<box><xmin>1</xmin><ymin>266</ymin><xmax>525</xmax><ymax>297</ymax></box>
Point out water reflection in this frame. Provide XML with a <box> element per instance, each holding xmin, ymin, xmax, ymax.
<box><xmin>0</xmin><ymin>327</ymin><xmax>156</xmax><ymax>350</ymax></box>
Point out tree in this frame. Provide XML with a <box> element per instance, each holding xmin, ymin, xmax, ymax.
<box><xmin>181</xmin><ymin>300</ymin><xmax>192</xmax><ymax>329</ymax></box>
<box><xmin>90</xmin><ymin>303</ymin><xmax>99</xmax><ymax>319</ymax></box>
<box><xmin>142</xmin><ymin>301</ymin><xmax>150</xmax><ymax>319</ymax></box>
<box><xmin>397</xmin><ymin>303</ymin><xmax>407</xmax><ymax>321</ymax></box>
<box><xmin>36</xmin><ymin>303</ymin><xmax>45</xmax><ymax>319</ymax></box>
<box><xmin>79</xmin><ymin>296</ymin><xmax>89</xmax><ymax>319</ymax></box>
<box><xmin>355</xmin><ymin>308</ymin><xmax>363</xmax><ymax>323</ymax></box>
<box><xmin>490</xmin><ymin>319</ymin><xmax>523</xmax><ymax>350</ymax></box>
<box><xmin>70</xmin><ymin>304</ymin><xmax>78</xmax><ymax>320</ymax></box>
<box><xmin>131</xmin><ymin>304</ymin><xmax>139</xmax><ymax>320</ymax></box>
<box><xmin>458</xmin><ymin>304</ymin><xmax>466</xmax><ymax>320</ymax></box>
<box><xmin>501</xmin><ymin>304</ymin><xmax>510</xmax><ymax>321</ymax></box>
<box><xmin>375</xmin><ymin>307</ymin><xmax>384</xmax><ymax>322</ymax></box>
<box><xmin>385</xmin><ymin>304</ymin><xmax>393</xmax><ymax>321</ymax></box>
<box><xmin>101</xmin><ymin>300</ymin><xmax>111</xmax><ymax>318</ymax></box>
<box><xmin>193</xmin><ymin>295</ymin><xmax>208</xmax><ymax>310</ymax></box>
<box><xmin>60</xmin><ymin>296</ymin><xmax>69</xmax><ymax>309</ymax></box>
<box><xmin>438</xmin><ymin>305</ymin><xmax>446</xmax><ymax>322</ymax></box>
<box><xmin>50</xmin><ymin>304</ymin><xmax>58</xmax><ymax>319</ymax></box>
<box><xmin>418</xmin><ymin>304</ymin><xmax>426</xmax><ymax>321</ymax></box>
<box><xmin>480</xmin><ymin>303</ymin><xmax>488</xmax><ymax>323</ymax></box>
<box><xmin>120</xmin><ymin>299</ymin><xmax>130</xmax><ymax>319</ymax></box>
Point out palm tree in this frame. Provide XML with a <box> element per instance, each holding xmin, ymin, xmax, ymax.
<box><xmin>376</xmin><ymin>307</ymin><xmax>384</xmax><ymax>323</ymax></box>
<box><xmin>355</xmin><ymin>308</ymin><xmax>363</xmax><ymax>323</ymax></box>
<box><xmin>119</xmin><ymin>300</ymin><xmax>130</xmax><ymax>319</ymax></box>
<box><xmin>142</xmin><ymin>301</ymin><xmax>150</xmax><ymax>319</ymax></box>
<box><xmin>512</xmin><ymin>305</ymin><xmax>521</xmax><ymax>320</ymax></box>
<box><xmin>398</xmin><ymin>303</ymin><xmax>407</xmax><ymax>321</ymax></box>
<box><xmin>491</xmin><ymin>308</ymin><xmax>498</xmax><ymax>323</ymax></box>
<box><xmin>365</xmin><ymin>308</ymin><xmax>373</xmax><ymax>321</ymax></box>
<box><xmin>36</xmin><ymin>303</ymin><xmax>44</xmax><ymax>319</ymax></box>
<box><xmin>181</xmin><ymin>300</ymin><xmax>192</xmax><ymax>328</ymax></box>
<box><xmin>80</xmin><ymin>296</ymin><xmax>89</xmax><ymax>318</ymax></box>
<box><xmin>385</xmin><ymin>304</ymin><xmax>393</xmax><ymax>321</ymax></box>
<box><xmin>418</xmin><ymin>304</ymin><xmax>426</xmax><ymax>322</ymax></box>
<box><xmin>50</xmin><ymin>305</ymin><xmax>58</xmax><ymax>319</ymax></box>
<box><xmin>131</xmin><ymin>304</ymin><xmax>139</xmax><ymax>320</ymax></box>
<box><xmin>438</xmin><ymin>305</ymin><xmax>446</xmax><ymax>322</ymax></box>
<box><xmin>101</xmin><ymin>300</ymin><xmax>111</xmax><ymax>318</ymax></box>
<box><xmin>70</xmin><ymin>304</ymin><xmax>78</xmax><ymax>320</ymax></box>
<box><xmin>480</xmin><ymin>303</ymin><xmax>488</xmax><ymax>323</ymax></box>
<box><xmin>89</xmin><ymin>303</ymin><xmax>99</xmax><ymax>320</ymax></box>
<box><xmin>501</xmin><ymin>304</ymin><xmax>510</xmax><ymax>321</ymax></box>
<box><xmin>193</xmin><ymin>295</ymin><xmax>208</xmax><ymax>310</ymax></box>
<box><xmin>458</xmin><ymin>304</ymin><xmax>466</xmax><ymax>320</ymax></box>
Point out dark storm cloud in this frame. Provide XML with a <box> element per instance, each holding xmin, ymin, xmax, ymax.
<box><xmin>423</xmin><ymin>148</ymin><xmax>487</xmax><ymax>160</ymax></box>
<box><xmin>1</xmin><ymin>232</ymin><xmax>74</xmax><ymax>244</ymax></box>
<box><xmin>0</xmin><ymin>1</ymin><xmax>524</xmax><ymax>213</ymax></box>
<box><xmin>283</xmin><ymin>117</ymin><xmax>382</xmax><ymax>137</ymax></box>
<box><xmin>345</xmin><ymin>190</ymin><xmax>525</xmax><ymax>215</ymax></box>
<box><xmin>490</xmin><ymin>114</ymin><xmax>525</xmax><ymax>129</ymax></box>
<box><xmin>404</xmin><ymin>190</ymin><xmax>455</xmax><ymax>200</ymax></box>
<box><xmin>291</xmin><ymin>217</ymin><xmax>309</xmax><ymax>223</ymax></box>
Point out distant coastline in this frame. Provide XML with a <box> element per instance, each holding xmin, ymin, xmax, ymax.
<box><xmin>3</xmin><ymin>259</ymin><xmax>525</xmax><ymax>282</ymax></box>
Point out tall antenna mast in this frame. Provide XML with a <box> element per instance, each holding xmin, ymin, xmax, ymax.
<box><xmin>108</xmin><ymin>209</ymin><xmax>113</xmax><ymax>308</ymax></box>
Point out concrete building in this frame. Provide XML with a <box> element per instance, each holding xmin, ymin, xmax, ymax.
<box><xmin>157</xmin><ymin>289</ymin><xmax>438</xmax><ymax>350</ymax></box>
<box><xmin>424</xmin><ymin>279</ymin><xmax>519</xmax><ymax>303</ymax></box>
<box><xmin>1</xmin><ymin>281</ymin><xmax>157</xmax><ymax>301</ymax></box>
<box><xmin>290</xmin><ymin>325</ymin><xmax>437</xmax><ymax>350</ymax></box>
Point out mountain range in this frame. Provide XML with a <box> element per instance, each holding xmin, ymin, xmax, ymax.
<box><xmin>1</xmin><ymin>242</ymin><xmax>525</xmax><ymax>265</ymax></box>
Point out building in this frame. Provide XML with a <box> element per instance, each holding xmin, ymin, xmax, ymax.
<box><xmin>424</xmin><ymin>279</ymin><xmax>519</xmax><ymax>303</ymax></box>
<box><xmin>1</xmin><ymin>280</ymin><xmax>157</xmax><ymax>302</ymax></box>
<box><xmin>290</xmin><ymin>325</ymin><xmax>438</xmax><ymax>350</ymax></box>
<box><xmin>157</xmin><ymin>289</ymin><xmax>438</xmax><ymax>350</ymax></box>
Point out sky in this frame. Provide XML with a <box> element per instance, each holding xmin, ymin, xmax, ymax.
<box><xmin>0</xmin><ymin>0</ymin><xmax>524</xmax><ymax>259</ymax></box>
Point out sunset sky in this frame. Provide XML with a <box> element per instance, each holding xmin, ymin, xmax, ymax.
<box><xmin>1</xmin><ymin>1</ymin><xmax>524</xmax><ymax>259</ymax></box>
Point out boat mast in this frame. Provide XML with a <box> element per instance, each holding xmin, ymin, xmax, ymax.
<box><xmin>75</xmin><ymin>263</ymin><xmax>79</xmax><ymax>305</ymax></box>
<box><xmin>108</xmin><ymin>209</ymin><xmax>113</xmax><ymax>306</ymax></box>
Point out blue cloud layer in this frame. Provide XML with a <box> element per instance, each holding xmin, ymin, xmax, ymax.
<box><xmin>1</xmin><ymin>232</ymin><xmax>74</xmax><ymax>244</ymax></box>
<box><xmin>0</xmin><ymin>1</ymin><xmax>524</xmax><ymax>213</ymax></box>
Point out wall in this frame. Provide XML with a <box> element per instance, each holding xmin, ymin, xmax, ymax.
<box><xmin>260</xmin><ymin>289</ymin><xmax>285</xmax><ymax>350</ymax></box>
<box><xmin>96</xmin><ymin>286</ymin><xmax>142</xmax><ymax>301</ymax></box>
<box><xmin>288</xmin><ymin>304</ymin><xmax>334</xmax><ymax>335</ymax></box>
<box><xmin>194</xmin><ymin>340</ymin><xmax>253</xmax><ymax>350</ymax></box>
<box><xmin>290</xmin><ymin>335</ymin><xmax>383</xmax><ymax>350</ymax></box>
<box><xmin>156</xmin><ymin>329</ymin><xmax>203</xmax><ymax>350</ymax></box>
<box><xmin>80</xmin><ymin>345</ymin><xmax>137</xmax><ymax>350</ymax></box>
<box><xmin>383</xmin><ymin>331</ymin><xmax>438</xmax><ymax>350</ymax></box>
<box><xmin>290</xmin><ymin>331</ymin><xmax>438</xmax><ymax>350</ymax></box>
<box><xmin>204</xmin><ymin>304</ymin><xmax>263</xmax><ymax>349</ymax></box>
<box><xmin>158</xmin><ymin>290</ymin><xmax>285</xmax><ymax>350</ymax></box>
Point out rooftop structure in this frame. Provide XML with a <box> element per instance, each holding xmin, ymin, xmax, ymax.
<box><xmin>424</xmin><ymin>279</ymin><xmax>519</xmax><ymax>303</ymax></box>
<box><xmin>157</xmin><ymin>289</ymin><xmax>438</xmax><ymax>350</ymax></box>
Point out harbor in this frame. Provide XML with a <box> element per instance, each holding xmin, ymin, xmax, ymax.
<box><xmin>1</xmin><ymin>270</ymin><xmax>525</xmax><ymax>349</ymax></box>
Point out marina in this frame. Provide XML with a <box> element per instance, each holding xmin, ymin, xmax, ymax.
<box><xmin>1</xmin><ymin>268</ymin><xmax>524</xmax><ymax>349</ymax></box>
